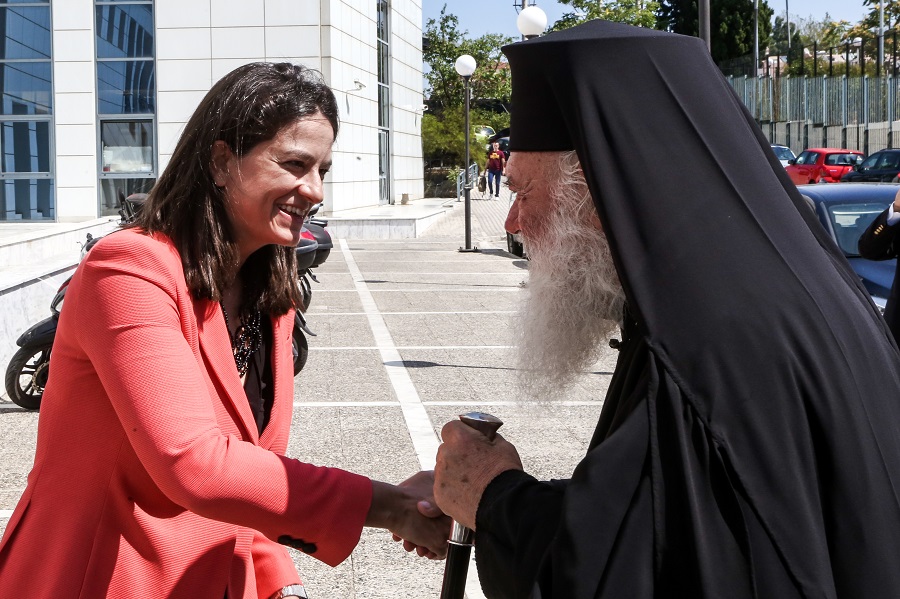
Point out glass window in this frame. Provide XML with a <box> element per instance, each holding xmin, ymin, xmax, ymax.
<box><xmin>98</xmin><ymin>176</ymin><xmax>153</xmax><ymax>217</ymax></box>
<box><xmin>795</xmin><ymin>151</ymin><xmax>819</xmax><ymax>165</ymax></box>
<box><xmin>1</xmin><ymin>61</ymin><xmax>51</xmax><ymax>115</ymax></box>
<box><xmin>97</xmin><ymin>60</ymin><xmax>155</xmax><ymax>114</ymax></box>
<box><xmin>1</xmin><ymin>120</ymin><xmax>49</xmax><ymax>172</ymax></box>
<box><xmin>100</xmin><ymin>120</ymin><xmax>153</xmax><ymax>173</ymax></box>
<box><xmin>378</xmin><ymin>85</ymin><xmax>389</xmax><ymax>128</ymax></box>
<box><xmin>95</xmin><ymin>4</ymin><xmax>153</xmax><ymax>59</ymax></box>
<box><xmin>828</xmin><ymin>202</ymin><xmax>889</xmax><ymax>255</ymax></box>
<box><xmin>860</xmin><ymin>153</ymin><xmax>881</xmax><ymax>169</ymax></box>
<box><xmin>1</xmin><ymin>0</ymin><xmax>50</xmax><ymax>4</ymax></box>
<box><xmin>0</xmin><ymin>177</ymin><xmax>52</xmax><ymax>220</ymax></box>
<box><xmin>0</xmin><ymin>7</ymin><xmax>51</xmax><ymax>60</ymax></box>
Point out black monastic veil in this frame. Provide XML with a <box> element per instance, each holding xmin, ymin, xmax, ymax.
<box><xmin>474</xmin><ymin>19</ymin><xmax>900</xmax><ymax>599</ymax></box>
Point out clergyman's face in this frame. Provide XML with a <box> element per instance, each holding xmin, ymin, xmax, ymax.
<box><xmin>506</xmin><ymin>151</ymin><xmax>625</xmax><ymax>400</ymax></box>
<box><xmin>505</xmin><ymin>152</ymin><xmax>602</xmax><ymax>242</ymax></box>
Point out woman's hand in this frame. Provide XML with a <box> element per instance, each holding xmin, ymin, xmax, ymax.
<box><xmin>367</xmin><ymin>471</ymin><xmax>451</xmax><ymax>559</ymax></box>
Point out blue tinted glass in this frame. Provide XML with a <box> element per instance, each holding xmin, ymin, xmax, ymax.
<box><xmin>96</xmin><ymin>4</ymin><xmax>153</xmax><ymax>59</ymax></box>
<box><xmin>0</xmin><ymin>61</ymin><xmax>51</xmax><ymax>115</ymax></box>
<box><xmin>98</xmin><ymin>60</ymin><xmax>155</xmax><ymax>114</ymax></box>
<box><xmin>1</xmin><ymin>120</ymin><xmax>50</xmax><ymax>172</ymax></box>
<box><xmin>0</xmin><ymin>7</ymin><xmax>51</xmax><ymax>59</ymax></box>
<box><xmin>0</xmin><ymin>178</ymin><xmax>53</xmax><ymax>221</ymax></box>
<box><xmin>1</xmin><ymin>1</ymin><xmax>51</xmax><ymax>4</ymax></box>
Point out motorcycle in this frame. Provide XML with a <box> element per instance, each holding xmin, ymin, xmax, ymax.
<box><xmin>291</xmin><ymin>206</ymin><xmax>332</xmax><ymax>375</ymax></box>
<box><xmin>5</xmin><ymin>198</ymin><xmax>331</xmax><ymax>409</ymax></box>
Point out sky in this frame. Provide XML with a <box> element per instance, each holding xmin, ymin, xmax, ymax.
<box><xmin>422</xmin><ymin>1</ymin><xmax>874</xmax><ymax>41</ymax></box>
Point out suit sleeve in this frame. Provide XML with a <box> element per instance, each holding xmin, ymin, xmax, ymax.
<box><xmin>73</xmin><ymin>232</ymin><xmax>371</xmax><ymax>566</ymax></box>
<box><xmin>858</xmin><ymin>208</ymin><xmax>900</xmax><ymax>260</ymax></box>
<box><xmin>474</xmin><ymin>470</ymin><xmax>568</xmax><ymax>599</ymax></box>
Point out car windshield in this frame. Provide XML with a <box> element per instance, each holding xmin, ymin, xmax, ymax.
<box><xmin>827</xmin><ymin>202</ymin><xmax>888</xmax><ymax>255</ymax></box>
<box><xmin>772</xmin><ymin>146</ymin><xmax>794</xmax><ymax>160</ymax></box>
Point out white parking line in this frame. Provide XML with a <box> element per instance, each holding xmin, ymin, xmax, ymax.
<box><xmin>340</xmin><ymin>239</ymin><xmax>441</xmax><ymax>470</ymax></box>
<box><xmin>339</xmin><ymin>240</ymin><xmax>487</xmax><ymax>599</ymax></box>
<box><xmin>308</xmin><ymin>311</ymin><xmax>516</xmax><ymax>316</ymax></box>
<box><xmin>315</xmin><ymin>288</ymin><xmax>521</xmax><ymax>293</ymax></box>
<box><xmin>0</xmin><ymin>509</ymin><xmax>12</xmax><ymax>519</ymax></box>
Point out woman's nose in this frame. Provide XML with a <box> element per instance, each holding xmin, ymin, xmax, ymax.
<box><xmin>505</xmin><ymin>198</ymin><xmax>521</xmax><ymax>234</ymax></box>
<box><xmin>299</xmin><ymin>174</ymin><xmax>325</xmax><ymax>204</ymax></box>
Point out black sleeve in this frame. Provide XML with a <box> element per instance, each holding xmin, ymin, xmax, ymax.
<box><xmin>858</xmin><ymin>209</ymin><xmax>900</xmax><ymax>260</ymax></box>
<box><xmin>474</xmin><ymin>470</ymin><xmax>568</xmax><ymax>599</ymax></box>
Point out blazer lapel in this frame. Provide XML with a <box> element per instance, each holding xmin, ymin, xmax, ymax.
<box><xmin>196</xmin><ymin>299</ymin><xmax>259</xmax><ymax>443</ymax></box>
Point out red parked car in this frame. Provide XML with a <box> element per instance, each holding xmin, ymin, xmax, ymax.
<box><xmin>786</xmin><ymin>148</ymin><xmax>864</xmax><ymax>185</ymax></box>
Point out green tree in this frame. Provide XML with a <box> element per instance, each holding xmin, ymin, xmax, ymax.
<box><xmin>656</xmin><ymin>0</ymin><xmax>773</xmax><ymax>63</ymax></box>
<box><xmin>423</xmin><ymin>5</ymin><xmax>514</xmax><ymax>112</ymax></box>
<box><xmin>549</xmin><ymin>0</ymin><xmax>660</xmax><ymax>31</ymax></box>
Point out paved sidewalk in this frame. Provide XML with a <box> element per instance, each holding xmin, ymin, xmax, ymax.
<box><xmin>0</xmin><ymin>203</ymin><xmax>618</xmax><ymax>598</ymax></box>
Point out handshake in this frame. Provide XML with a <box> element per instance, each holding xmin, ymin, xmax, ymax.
<box><xmin>380</xmin><ymin>413</ymin><xmax>523</xmax><ymax>561</ymax></box>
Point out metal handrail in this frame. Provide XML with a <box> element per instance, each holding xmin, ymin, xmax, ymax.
<box><xmin>456</xmin><ymin>163</ymin><xmax>479</xmax><ymax>201</ymax></box>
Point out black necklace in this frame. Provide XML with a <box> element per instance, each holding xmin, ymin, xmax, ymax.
<box><xmin>220</xmin><ymin>301</ymin><xmax>262</xmax><ymax>377</ymax></box>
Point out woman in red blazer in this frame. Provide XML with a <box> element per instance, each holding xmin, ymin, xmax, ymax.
<box><xmin>0</xmin><ymin>63</ymin><xmax>447</xmax><ymax>599</ymax></box>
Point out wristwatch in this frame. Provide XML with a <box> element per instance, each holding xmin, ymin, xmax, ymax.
<box><xmin>269</xmin><ymin>584</ymin><xmax>308</xmax><ymax>598</ymax></box>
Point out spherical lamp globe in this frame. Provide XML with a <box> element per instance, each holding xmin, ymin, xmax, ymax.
<box><xmin>455</xmin><ymin>55</ymin><xmax>477</xmax><ymax>77</ymax></box>
<box><xmin>517</xmin><ymin>5</ymin><xmax>548</xmax><ymax>39</ymax></box>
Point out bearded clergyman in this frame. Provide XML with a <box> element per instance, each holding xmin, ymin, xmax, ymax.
<box><xmin>433</xmin><ymin>20</ymin><xmax>900</xmax><ymax>599</ymax></box>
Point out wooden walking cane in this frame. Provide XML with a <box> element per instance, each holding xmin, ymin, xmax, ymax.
<box><xmin>439</xmin><ymin>412</ymin><xmax>504</xmax><ymax>599</ymax></box>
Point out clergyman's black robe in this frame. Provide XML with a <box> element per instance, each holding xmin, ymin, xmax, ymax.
<box><xmin>474</xmin><ymin>20</ymin><xmax>900</xmax><ymax>599</ymax></box>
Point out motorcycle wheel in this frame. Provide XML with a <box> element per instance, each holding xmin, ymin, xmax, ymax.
<box><xmin>292</xmin><ymin>324</ymin><xmax>309</xmax><ymax>376</ymax></box>
<box><xmin>4</xmin><ymin>343</ymin><xmax>52</xmax><ymax>410</ymax></box>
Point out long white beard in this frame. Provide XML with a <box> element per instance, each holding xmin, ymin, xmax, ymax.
<box><xmin>516</xmin><ymin>159</ymin><xmax>626</xmax><ymax>401</ymax></box>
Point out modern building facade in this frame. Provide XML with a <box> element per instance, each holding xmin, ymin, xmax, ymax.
<box><xmin>0</xmin><ymin>0</ymin><xmax>424</xmax><ymax>222</ymax></box>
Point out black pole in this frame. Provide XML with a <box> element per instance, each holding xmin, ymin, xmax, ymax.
<box><xmin>830</xmin><ymin>47</ymin><xmax>834</xmax><ymax>77</ymax></box>
<box><xmin>894</xmin><ymin>30</ymin><xmax>897</xmax><ymax>77</ymax></box>
<box><xmin>699</xmin><ymin>0</ymin><xmax>710</xmax><ymax>52</ymax></box>
<box><xmin>813</xmin><ymin>41</ymin><xmax>818</xmax><ymax>77</ymax></box>
<box><xmin>459</xmin><ymin>75</ymin><xmax>477</xmax><ymax>253</ymax></box>
<box><xmin>846</xmin><ymin>42</ymin><xmax>850</xmax><ymax>78</ymax></box>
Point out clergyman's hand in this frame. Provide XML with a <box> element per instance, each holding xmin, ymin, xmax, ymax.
<box><xmin>434</xmin><ymin>420</ymin><xmax>524</xmax><ymax>530</ymax></box>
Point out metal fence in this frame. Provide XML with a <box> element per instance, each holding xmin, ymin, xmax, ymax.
<box><xmin>727</xmin><ymin>74</ymin><xmax>900</xmax><ymax>155</ymax></box>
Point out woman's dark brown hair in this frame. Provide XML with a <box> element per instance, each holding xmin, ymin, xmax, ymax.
<box><xmin>134</xmin><ymin>62</ymin><xmax>339</xmax><ymax>315</ymax></box>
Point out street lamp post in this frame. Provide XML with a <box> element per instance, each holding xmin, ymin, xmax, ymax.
<box><xmin>455</xmin><ymin>54</ymin><xmax>477</xmax><ymax>253</ymax></box>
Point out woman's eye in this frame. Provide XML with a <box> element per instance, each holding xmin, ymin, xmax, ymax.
<box><xmin>319</xmin><ymin>170</ymin><xmax>330</xmax><ymax>179</ymax></box>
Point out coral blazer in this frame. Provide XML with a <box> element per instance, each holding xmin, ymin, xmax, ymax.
<box><xmin>0</xmin><ymin>229</ymin><xmax>372</xmax><ymax>599</ymax></box>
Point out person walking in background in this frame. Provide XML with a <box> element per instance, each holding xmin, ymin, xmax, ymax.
<box><xmin>0</xmin><ymin>62</ymin><xmax>447</xmax><ymax>599</ymax></box>
<box><xmin>485</xmin><ymin>141</ymin><xmax>506</xmax><ymax>198</ymax></box>
<box><xmin>858</xmin><ymin>188</ymin><xmax>900</xmax><ymax>344</ymax></box>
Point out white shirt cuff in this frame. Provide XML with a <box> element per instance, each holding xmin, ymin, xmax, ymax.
<box><xmin>888</xmin><ymin>204</ymin><xmax>900</xmax><ymax>226</ymax></box>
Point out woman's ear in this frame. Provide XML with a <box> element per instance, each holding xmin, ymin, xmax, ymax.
<box><xmin>210</xmin><ymin>140</ymin><xmax>233</xmax><ymax>188</ymax></box>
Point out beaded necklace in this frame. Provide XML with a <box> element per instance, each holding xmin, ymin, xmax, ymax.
<box><xmin>220</xmin><ymin>301</ymin><xmax>262</xmax><ymax>377</ymax></box>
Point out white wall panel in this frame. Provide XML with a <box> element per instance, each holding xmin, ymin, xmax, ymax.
<box><xmin>55</xmin><ymin>124</ymin><xmax>96</xmax><ymax>156</ymax></box>
<box><xmin>265</xmin><ymin>0</ymin><xmax>320</xmax><ymax>26</ymax></box>
<box><xmin>265</xmin><ymin>26</ymin><xmax>321</xmax><ymax>59</ymax></box>
<box><xmin>212</xmin><ymin>27</ymin><xmax>266</xmax><ymax>59</ymax></box>
<box><xmin>157</xmin><ymin>59</ymin><xmax>213</xmax><ymax>92</ymax></box>
<box><xmin>210</xmin><ymin>0</ymin><xmax>265</xmax><ymax>28</ymax></box>
<box><xmin>157</xmin><ymin>28</ymin><xmax>213</xmax><ymax>60</ymax></box>
<box><xmin>157</xmin><ymin>90</ymin><xmax>208</xmax><ymax>124</ymax></box>
<box><xmin>54</xmin><ymin>93</ymin><xmax>95</xmax><ymax>126</ymax></box>
<box><xmin>156</xmin><ymin>0</ymin><xmax>211</xmax><ymax>28</ymax></box>
<box><xmin>56</xmin><ymin>155</ymin><xmax>97</xmax><ymax>188</ymax></box>
<box><xmin>53</xmin><ymin>30</ymin><xmax>94</xmax><ymax>62</ymax></box>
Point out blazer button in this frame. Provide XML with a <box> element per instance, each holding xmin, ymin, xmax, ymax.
<box><xmin>278</xmin><ymin>535</ymin><xmax>318</xmax><ymax>554</ymax></box>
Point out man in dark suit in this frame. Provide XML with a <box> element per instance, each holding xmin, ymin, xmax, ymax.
<box><xmin>858</xmin><ymin>189</ymin><xmax>900</xmax><ymax>343</ymax></box>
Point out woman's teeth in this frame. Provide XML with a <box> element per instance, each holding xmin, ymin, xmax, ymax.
<box><xmin>280</xmin><ymin>205</ymin><xmax>305</xmax><ymax>217</ymax></box>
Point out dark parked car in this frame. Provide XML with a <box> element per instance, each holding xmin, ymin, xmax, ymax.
<box><xmin>798</xmin><ymin>183</ymin><xmax>898</xmax><ymax>312</ymax></box>
<box><xmin>841</xmin><ymin>149</ymin><xmax>900</xmax><ymax>182</ymax></box>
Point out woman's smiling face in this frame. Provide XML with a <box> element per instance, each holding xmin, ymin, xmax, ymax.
<box><xmin>213</xmin><ymin>111</ymin><xmax>334</xmax><ymax>264</ymax></box>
